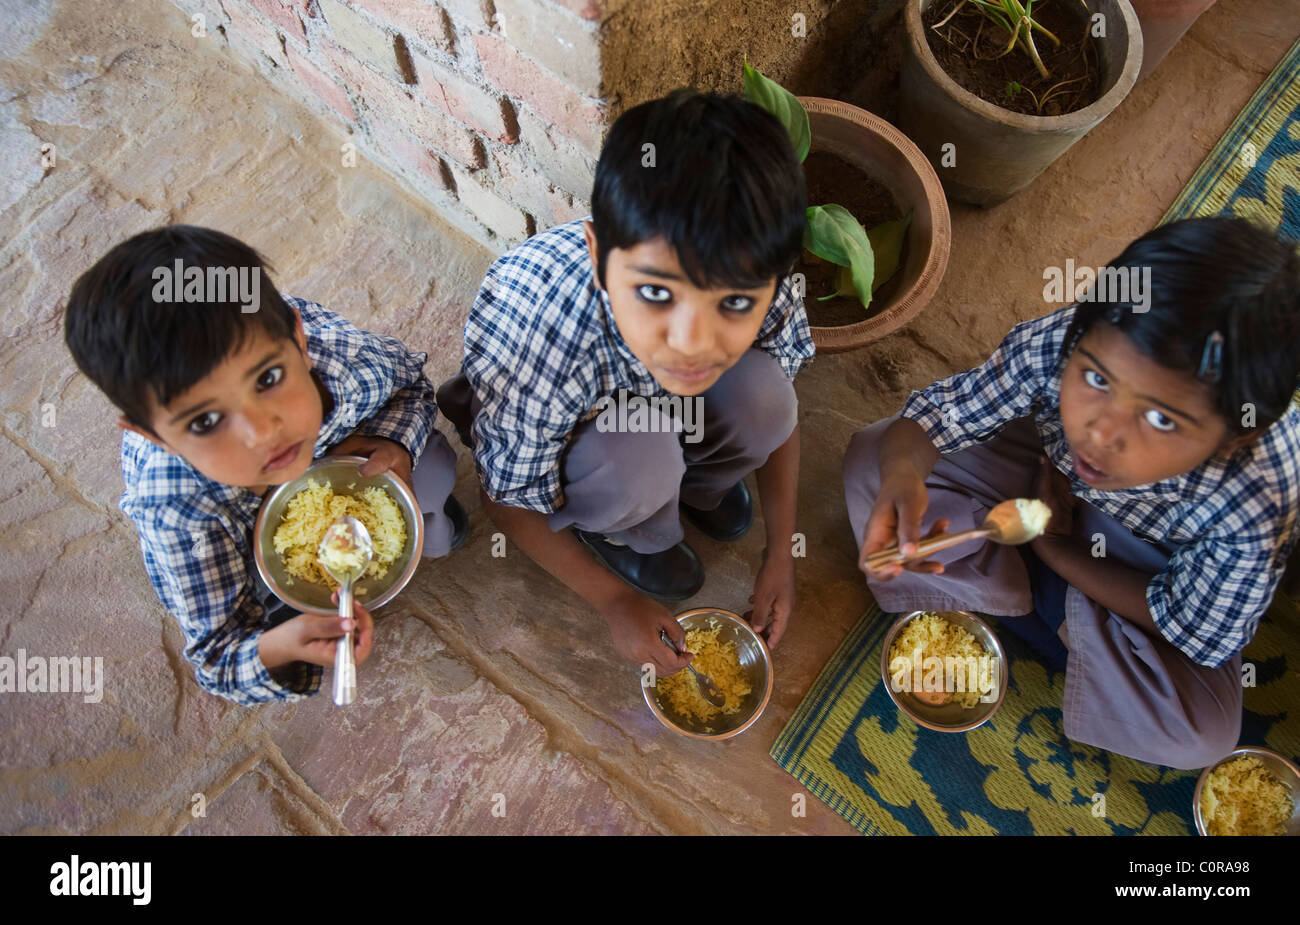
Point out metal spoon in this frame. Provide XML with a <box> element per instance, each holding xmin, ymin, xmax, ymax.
<box><xmin>317</xmin><ymin>516</ymin><xmax>374</xmax><ymax>706</ymax></box>
<box><xmin>660</xmin><ymin>629</ymin><xmax>725</xmax><ymax>708</ymax></box>
<box><xmin>863</xmin><ymin>498</ymin><xmax>1050</xmax><ymax>573</ymax></box>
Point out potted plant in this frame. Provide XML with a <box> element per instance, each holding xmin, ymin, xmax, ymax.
<box><xmin>744</xmin><ymin>65</ymin><xmax>952</xmax><ymax>353</ymax></box>
<box><xmin>899</xmin><ymin>0</ymin><xmax>1143</xmax><ymax>206</ymax></box>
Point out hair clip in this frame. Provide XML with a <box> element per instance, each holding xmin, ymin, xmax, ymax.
<box><xmin>1197</xmin><ymin>330</ymin><xmax>1224</xmax><ymax>384</ymax></box>
<box><xmin>1105</xmin><ymin>304</ymin><xmax>1125</xmax><ymax>324</ymax></box>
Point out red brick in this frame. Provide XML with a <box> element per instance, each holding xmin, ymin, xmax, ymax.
<box><xmin>492</xmin><ymin>0</ymin><xmax>601</xmax><ymax>95</ymax></box>
<box><xmin>368</xmin><ymin>118</ymin><xmax>453</xmax><ymax>190</ymax></box>
<box><xmin>446</xmin><ymin>162</ymin><xmax>531</xmax><ymax>243</ymax></box>
<box><xmin>490</xmin><ymin>143</ymin><xmax>554</xmax><ymax>221</ymax></box>
<box><xmin>322</xmin><ymin>42</ymin><xmax>484</xmax><ymax>168</ymax></box>
<box><xmin>352</xmin><ymin>0</ymin><xmax>453</xmax><ymax>52</ymax></box>
<box><xmin>284</xmin><ymin>43</ymin><xmax>356</xmax><ymax>120</ymax></box>
<box><xmin>413</xmin><ymin>51</ymin><xmax>516</xmax><ymax>143</ymax></box>
<box><xmin>440</xmin><ymin>0</ymin><xmax>490</xmax><ymax>31</ymax></box>
<box><xmin>223</xmin><ymin>0</ymin><xmax>290</xmax><ymax>67</ymax></box>
<box><xmin>318</xmin><ymin>0</ymin><xmax>403</xmax><ymax>79</ymax></box>
<box><xmin>514</xmin><ymin>106</ymin><xmax>596</xmax><ymax>201</ymax></box>
<box><xmin>547</xmin><ymin>0</ymin><xmax>603</xmax><ymax>21</ymax></box>
<box><xmin>474</xmin><ymin>33</ymin><xmax>605</xmax><ymax>157</ymax></box>
<box><xmin>547</xmin><ymin>185</ymin><xmax>589</xmax><ymax>224</ymax></box>
<box><xmin>246</xmin><ymin>0</ymin><xmax>308</xmax><ymax>42</ymax></box>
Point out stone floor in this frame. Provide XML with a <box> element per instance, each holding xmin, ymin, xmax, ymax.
<box><xmin>1</xmin><ymin>0</ymin><xmax>1294</xmax><ymax>835</ymax></box>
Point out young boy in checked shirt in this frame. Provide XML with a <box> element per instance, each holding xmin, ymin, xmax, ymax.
<box><xmin>845</xmin><ymin>217</ymin><xmax>1300</xmax><ymax>768</ymax></box>
<box><xmin>437</xmin><ymin>89</ymin><xmax>812</xmax><ymax>677</ymax></box>
<box><xmin>63</xmin><ymin>226</ymin><xmax>466</xmax><ymax>705</ymax></box>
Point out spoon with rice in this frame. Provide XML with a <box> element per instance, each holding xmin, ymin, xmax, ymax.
<box><xmin>317</xmin><ymin>515</ymin><xmax>373</xmax><ymax>706</ymax></box>
<box><xmin>863</xmin><ymin>498</ymin><xmax>1052</xmax><ymax>573</ymax></box>
<box><xmin>660</xmin><ymin>629</ymin><xmax>725</xmax><ymax>708</ymax></box>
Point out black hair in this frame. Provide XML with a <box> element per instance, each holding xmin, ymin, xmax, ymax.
<box><xmin>1061</xmin><ymin>216</ymin><xmax>1300</xmax><ymax>436</ymax></box>
<box><xmin>590</xmin><ymin>88</ymin><xmax>807</xmax><ymax>291</ymax></box>
<box><xmin>63</xmin><ymin>225</ymin><xmax>297</xmax><ymax>434</ymax></box>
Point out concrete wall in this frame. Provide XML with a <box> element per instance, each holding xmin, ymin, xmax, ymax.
<box><xmin>168</xmin><ymin>0</ymin><xmax>907</xmax><ymax>252</ymax></box>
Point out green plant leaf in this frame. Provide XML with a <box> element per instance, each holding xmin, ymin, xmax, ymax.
<box><xmin>821</xmin><ymin>212</ymin><xmax>912</xmax><ymax>303</ymax></box>
<box><xmin>742</xmin><ymin>62</ymin><xmax>811</xmax><ymax>163</ymax></box>
<box><xmin>866</xmin><ymin>211</ymin><xmax>911</xmax><ymax>289</ymax></box>
<box><xmin>804</xmin><ymin>204</ymin><xmax>874</xmax><ymax>307</ymax></box>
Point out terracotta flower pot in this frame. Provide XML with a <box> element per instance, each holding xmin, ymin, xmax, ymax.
<box><xmin>899</xmin><ymin>0</ymin><xmax>1143</xmax><ymax>206</ymax></box>
<box><xmin>1128</xmin><ymin>0</ymin><xmax>1218</xmax><ymax>81</ymax></box>
<box><xmin>799</xmin><ymin>97</ymin><xmax>951</xmax><ymax>354</ymax></box>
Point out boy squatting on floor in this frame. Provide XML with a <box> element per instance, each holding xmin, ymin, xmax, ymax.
<box><xmin>63</xmin><ymin>227</ymin><xmax>466</xmax><ymax>705</ymax></box>
<box><xmin>437</xmin><ymin>89</ymin><xmax>813</xmax><ymax>678</ymax></box>
<box><xmin>845</xmin><ymin>217</ymin><xmax>1300</xmax><ymax>769</ymax></box>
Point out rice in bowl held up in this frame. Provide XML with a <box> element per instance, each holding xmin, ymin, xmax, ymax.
<box><xmin>273</xmin><ymin>478</ymin><xmax>406</xmax><ymax>593</ymax></box>
<box><xmin>656</xmin><ymin>623</ymin><xmax>752</xmax><ymax>725</ymax></box>
<box><xmin>1200</xmin><ymin>755</ymin><xmax>1295</xmax><ymax>836</ymax></box>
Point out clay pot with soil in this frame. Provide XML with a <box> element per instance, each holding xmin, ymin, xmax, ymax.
<box><xmin>798</xmin><ymin>97</ymin><xmax>951</xmax><ymax>352</ymax></box>
<box><xmin>899</xmin><ymin>0</ymin><xmax>1143</xmax><ymax>206</ymax></box>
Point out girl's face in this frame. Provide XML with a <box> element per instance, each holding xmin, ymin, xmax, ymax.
<box><xmin>1058</xmin><ymin>323</ymin><xmax>1255</xmax><ymax>490</ymax></box>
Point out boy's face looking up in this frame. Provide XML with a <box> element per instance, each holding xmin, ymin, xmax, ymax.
<box><xmin>120</xmin><ymin>305</ymin><xmax>324</xmax><ymax>492</ymax></box>
<box><xmin>1058</xmin><ymin>323</ymin><xmax>1258</xmax><ymax>490</ymax></box>
<box><xmin>583</xmin><ymin>221</ymin><xmax>776</xmax><ymax>396</ymax></box>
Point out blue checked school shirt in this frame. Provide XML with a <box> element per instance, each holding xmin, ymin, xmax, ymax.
<box><xmin>462</xmin><ymin>217</ymin><xmax>815</xmax><ymax>513</ymax></box>
<box><xmin>900</xmin><ymin>303</ymin><xmax>1300</xmax><ymax>668</ymax></box>
<box><xmin>119</xmin><ymin>296</ymin><xmax>438</xmax><ymax>705</ymax></box>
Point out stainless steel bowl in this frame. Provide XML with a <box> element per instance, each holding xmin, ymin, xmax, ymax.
<box><xmin>253</xmin><ymin>455</ymin><xmax>424</xmax><ymax>615</ymax></box>
<box><xmin>879</xmin><ymin>610</ymin><xmax>1008</xmax><ymax>733</ymax></box>
<box><xmin>1193</xmin><ymin>746</ymin><xmax>1300</xmax><ymax>836</ymax></box>
<box><xmin>643</xmin><ymin>608</ymin><xmax>773</xmax><ymax>740</ymax></box>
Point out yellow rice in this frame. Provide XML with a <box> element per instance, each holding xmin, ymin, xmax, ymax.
<box><xmin>888</xmin><ymin>612</ymin><xmax>995</xmax><ymax>709</ymax></box>
<box><xmin>272</xmin><ymin>478</ymin><xmax>407</xmax><ymax>595</ymax></box>
<box><xmin>656</xmin><ymin>623</ymin><xmax>752</xmax><ymax>725</ymax></box>
<box><xmin>1200</xmin><ymin>756</ymin><xmax>1294</xmax><ymax>836</ymax></box>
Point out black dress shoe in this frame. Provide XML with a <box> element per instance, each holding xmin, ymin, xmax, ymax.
<box><xmin>681</xmin><ymin>480</ymin><xmax>753</xmax><ymax>542</ymax></box>
<box><xmin>445</xmin><ymin>495</ymin><xmax>469</xmax><ymax>552</ymax></box>
<box><xmin>573</xmin><ymin>529</ymin><xmax>704</xmax><ymax>601</ymax></box>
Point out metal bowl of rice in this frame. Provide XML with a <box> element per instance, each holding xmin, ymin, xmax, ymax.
<box><xmin>879</xmin><ymin>610</ymin><xmax>1008</xmax><ymax>733</ymax></box>
<box><xmin>253</xmin><ymin>455</ymin><xmax>424</xmax><ymax>615</ymax></box>
<box><xmin>1192</xmin><ymin>746</ymin><xmax>1300</xmax><ymax>836</ymax></box>
<box><xmin>642</xmin><ymin>608</ymin><xmax>773</xmax><ymax>741</ymax></box>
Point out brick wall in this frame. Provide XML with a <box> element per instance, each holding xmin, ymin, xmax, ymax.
<box><xmin>166</xmin><ymin>0</ymin><xmax>604</xmax><ymax>249</ymax></box>
<box><xmin>167</xmin><ymin>0</ymin><xmax>904</xmax><ymax>252</ymax></box>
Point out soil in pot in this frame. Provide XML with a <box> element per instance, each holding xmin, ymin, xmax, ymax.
<box><xmin>799</xmin><ymin>150</ymin><xmax>908</xmax><ymax>329</ymax></box>
<box><xmin>922</xmin><ymin>0</ymin><xmax>1104</xmax><ymax>116</ymax></box>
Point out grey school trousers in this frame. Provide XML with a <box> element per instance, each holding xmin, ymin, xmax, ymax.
<box><xmin>842</xmin><ymin>413</ymin><xmax>1243</xmax><ymax>770</ymax></box>
<box><xmin>437</xmin><ymin>348</ymin><xmax>799</xmax><ymax>554</ymax></box>
<box><xmin>411</xmin><ymin>430</ymin><xmax>459</xmax><ymax>558</ymax></box>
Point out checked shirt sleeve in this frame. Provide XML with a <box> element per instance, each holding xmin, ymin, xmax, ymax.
<box><xmin>354</xmin><ymin>375</ymin><xmax>438</xmax><ymax>467</ymax></box>
<box><xmin>900</xmin><ymin>307</ymin><xmax>1070</xmax><ymax>453</ymax></box>
<box><xmin>135</xmin><ymin>498</ymin><xmax>321</xmax><ymax>705</ymax></box>
<box><xmin>754</xmin><ymin>274</ymin><xmax>815</xmax><ymax>379</ymax></box>
<box><xmin>345</xmin><ymin>332</ymin><xmax>438</xmax><ymax>466</ymax></box>
<box><xmin>462</xmin><ymin>263</ymin><xmax>594</xmax><ymax>514</ymax></box>
<box><xmin>1146</xmin><ymin>536</ymin><xmax>1280</xmax><ymax>667</ymax></box>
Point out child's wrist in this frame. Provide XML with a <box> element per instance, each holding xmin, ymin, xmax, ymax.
<box><xmin>1030</xmin><ymin>532</ymin><xmax>1071</xmax><ymax>561</ymax></box>
<box><xmin>257</xmin><ymin>625</ymin><xmax>292</xmax><ymax>671</ymax></box>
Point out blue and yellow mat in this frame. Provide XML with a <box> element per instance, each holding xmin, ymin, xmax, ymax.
<box><xmin>773</xmin><ymin>36</ymin><xmax>1300</xmax><ymax>835</ymax></box>
<box><xmin>1160</xmin><ymin>35</ymin><xmax>1300</xmax><ymax>237</ymax></box>
<box><xmin>771</xmin><ymin>601</ymin><xmax>1299</xmax><ymax>835</ymax></box>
